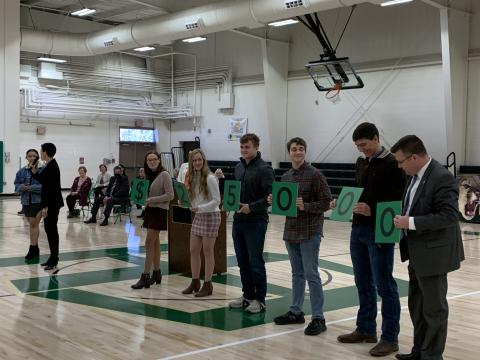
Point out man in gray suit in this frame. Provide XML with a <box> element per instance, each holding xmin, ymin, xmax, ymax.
<box><xmin>391</xmin><ymin>135</ymin><xmax>464</xmax><ymax>360</ymax></box>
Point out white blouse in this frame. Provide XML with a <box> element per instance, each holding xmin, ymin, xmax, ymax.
<box><xmin>190</xmin><ymin>173</ymin><xmax>221</xmax><ymax>213</ymax></box>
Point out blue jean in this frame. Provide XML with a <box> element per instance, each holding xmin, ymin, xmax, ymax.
<box><xmin>350</xmin><ymin>224</ymin><xmax>400</xmax><ymax>343</ymax></box>
<box><xmin>232</xmin><ymin>218</ymin><xmax>268</xmax><ymax>303</ymax></box>
<box><xmin>285</xmin><ymin>234</ymin><xmax>324</xmax><ymax>320</ymax></box>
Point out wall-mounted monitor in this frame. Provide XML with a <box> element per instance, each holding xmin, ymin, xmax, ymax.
<box><xmin>119</xmin><ymin>127</ymin><xmax>156</xmax><ymax>143</ymax></box>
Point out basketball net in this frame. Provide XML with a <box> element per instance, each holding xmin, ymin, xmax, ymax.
<box><xmin>325</xmin><ymin>82</ymin><xmax>342</xmax><ymax>104</ymax></box>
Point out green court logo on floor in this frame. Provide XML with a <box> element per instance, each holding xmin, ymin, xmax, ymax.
<box><xmin>5</xmin><ymin>247</ymin><xmax>408</xmax><ymax>331</ymax></box>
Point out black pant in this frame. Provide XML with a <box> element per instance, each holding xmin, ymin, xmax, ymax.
<box><xmin>90</xmin><ymin>196</ymin><xmax>127</xmax><ymax>220</ymax></box>
<box><xmin>44</xmin><ymin>207</ymin><xmax>60</xmax><ymax>263</ymax></box>
<box><xmin>94</xmin><ymin>187</ymin><xmax>106</xmax><ymax>198</ymax></box>
<box><xmin>66</xmin><ymin>194</ymin><xmax>80</xmax><ymax>213</ymax></box>
<box><xmin>408</xmin><ymin>265</ymin><xmax>448</xmax><ymax>360</ymax></box>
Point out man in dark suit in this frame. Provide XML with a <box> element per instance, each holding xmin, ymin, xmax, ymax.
<box><xmin>84</xmin><ymin>165</ymin><xmax>130</xmax><ymax>226</ymax></box>
<box><xmin>31</xmin><ymin>143</ymin><xmax>64</xmax><ymax>271</ymax></box>
<box><xmin>391</xmin><ymin>135</ymin><xmax>464</xmax><ymax>360</ymax></box>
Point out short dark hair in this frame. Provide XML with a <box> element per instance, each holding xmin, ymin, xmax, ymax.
<box><xmin>391</xmin><ymin>135</ymin><xmax>427</xmax><ymax>156</ymax></box>
<box><xmin>287</xmin><ymin>137</ymin><xmax>307</xmax><ymax>152</ymax></box>
<box><xmin>352</xmin><ymin>123</ymin><xmax>379</xmax><ymax>142</ymax></box>
<box><xmin>78</xmin><ymin>166</ymin><xmax>87</xmax><ymax>173</ymax></box>
<box><xmin>99</xmin><ymin>164</ymin><xmax>107</xmax><ymax>171</ymax></box>
<box><xmin>240</xmin><ymin>133</ymin><xmax>260</xmax><ymax>147</ymax></box>
<box><xmin>113</xmin><ymin>165</ymin><xmax>122</xmax><ymax>172</ymax></box>
<box><xmin>41</xmin><ymin>143</ymin><xmax>56</xmax><ymax>157</ymax></box>
<box><xmin>26</xmin><ymin>149</ymin><xmax>38</xmax><ymax>157</ymax></box>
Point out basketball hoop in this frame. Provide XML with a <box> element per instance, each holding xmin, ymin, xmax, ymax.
<box><xmin>326</xmin><ymin>82</ymin><xmax>342</xmax><ymax>103</ymax></box>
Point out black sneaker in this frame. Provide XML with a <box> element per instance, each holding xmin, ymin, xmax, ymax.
<box><xmin>17</xmin><ymin>209</ymin><xmax>24</xmax><ymax>215</ymax></box>
<box><xmin>304</xmin><ymin>318</ymin><xmax>327</xmax><ymax>336</ymax></box>
<box><xmin>274</xmin><ymin>311</ymin><xmax>305</xmax><ymax>325</ymax></box>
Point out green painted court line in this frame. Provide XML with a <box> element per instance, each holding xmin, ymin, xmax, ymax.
<box><xmin>28</xmin><ymin>282</ymin><xmax>405</xmax><ymax>331</ymax></box>
<box><xmin>0</xmin><ymin>244</ymin><xmax>168</xmax><ymax>268</ymax></box>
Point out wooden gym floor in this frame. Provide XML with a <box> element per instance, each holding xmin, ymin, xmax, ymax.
<box><xmin>0</xmin><ymin>196</ymin><xmax>479</xmax><ymax>360</ymax></box>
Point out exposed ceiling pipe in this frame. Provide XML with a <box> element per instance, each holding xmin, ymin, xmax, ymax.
<box><xmin>20</xmin><ymin>0</ymin><xmax>374</xmax><ymax>56</ymax></box>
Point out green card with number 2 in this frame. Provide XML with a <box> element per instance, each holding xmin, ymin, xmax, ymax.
<box><xmin>223</xmin><ymin>180</ymin><xmax>241</xmax><ymax>211</ymax></box>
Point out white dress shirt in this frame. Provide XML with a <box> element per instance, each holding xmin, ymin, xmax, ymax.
<box><xmin>408</xmin><ymin>157</ymin><xmax>432</xmax><ymax>230</ymax></box>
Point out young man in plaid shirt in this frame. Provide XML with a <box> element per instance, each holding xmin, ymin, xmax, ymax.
<box><xmin>268</xmin><ymin>137</ymin><xmax>332</xmax><ymax>335</ymax></box>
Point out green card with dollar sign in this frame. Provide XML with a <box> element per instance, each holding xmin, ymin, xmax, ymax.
<box><xmin>173</xmin><ymin>180</ymin><xmax>192</xmax><ymax>208</ymax></box>
<box><xmin>130</xmin><ymin>179</ymin><xmax>150</xmax><ymax>206</ymax></box>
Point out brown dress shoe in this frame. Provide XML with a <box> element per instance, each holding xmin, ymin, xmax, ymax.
<box><xmin>337</xmin><ymin>330</ymin><xmax>378</xmax><ymax>343</ymax></box>
<box><xmin>182</xmin><ymin>279</ymin><xmax>200</xmax><ymax>294</ymax></box>
<box><xmin>195</xmin><ymin>281</ymin><xmax>213</xmax><ymax>297</ymax></box>
<box><xmin>369</xmin><ymin>340</ymin><xmax>399</xmax><ymax>357</ymax></box>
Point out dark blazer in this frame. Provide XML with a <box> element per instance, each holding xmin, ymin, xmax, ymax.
<box><xmin>105</xmin><ymin>175</ymin><xmax>130</xmax><ymax>199</ymax></box>
<box><xmin>31</xmin><ymin>158</ymin><xmax>64</xmax><ymax>209</ymax></box>
<box><xmin>70</xmin><ymin>176</ymin><xmax>92</xmax><ymax>206</ymax></box>
<box><xmin>400</xmin><ymin>159</ymin><xmax>464</xmax><ymax>277</ymax></box>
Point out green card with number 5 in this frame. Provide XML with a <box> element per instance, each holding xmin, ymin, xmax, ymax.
<box><xmin>223</xmin><ymin>180</ymin><xmax>241</xmax><ymax>211</ymax></box>
<box><xmin>173</xmin><ymin>180</ymin><xmax>192</xmax><ymax>208</ymax></box>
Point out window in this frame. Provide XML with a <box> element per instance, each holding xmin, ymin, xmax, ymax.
<box><xmin>119</xmin><ymin>128</ymin><xmax>156</xmax><ymax>143</ymax></box>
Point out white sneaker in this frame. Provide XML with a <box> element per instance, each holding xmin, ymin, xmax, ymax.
<box><xmin>245</xmin><ymin>300</ymin><xmax>266</xmax><ymax>314</ymax></box>
<box><xmin>229</xmin><ymin>296</ymin><xmax>251</xmax><ymax>309</ymax></box>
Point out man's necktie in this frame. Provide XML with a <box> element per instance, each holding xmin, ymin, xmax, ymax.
<box><xmin>403</xmin><ymin>175</ymin><xmax>418</xmax><ymax>216</ymax></box>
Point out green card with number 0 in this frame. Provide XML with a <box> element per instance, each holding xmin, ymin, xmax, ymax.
<box><xmin>330</xmin><ymin>187</ymin><xmax>364</xmax><ymax>222</ymax></box>
<box><xmin>130</xmin><ymin>179</ymin><xmax>150</xmax><ymax>206</ymax></box>
<box><xmin>375</xmin><ymin>201</ymin><xmax>402</xmax><ymax>243</ymax></box>
<box><xmin>272</xmin><ymin>181</ymin><xmax>298</xmax><ymax>217</ymax></box>
<box><xmin>173</xmin><ymin>180</ymin><xmax>192</xmax><ymax>208</ymax></box>
<box><xmin>223</xmin><ymin>180</ymin><xmax>241</xmax><ymax>211</ymax></box>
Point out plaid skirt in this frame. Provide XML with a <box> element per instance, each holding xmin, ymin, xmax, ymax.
<box><xmin>191</xmin><ymin>212</ymin><xmax>221</xmax><ymax>238</ymax></box>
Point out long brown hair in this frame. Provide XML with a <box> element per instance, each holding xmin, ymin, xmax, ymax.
<box><xmin>144</xmin><ymin>151</ymin><xmax>165</xmax><ymax>181</ymax></box>
<box><xmin>187</xmin><ymin>149</ymin><xmax>211</xmax><ymax>200</ymax></box>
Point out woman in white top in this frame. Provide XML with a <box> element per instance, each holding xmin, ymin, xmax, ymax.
<box><xmin>182</xmin><ymin>149</ymin><xmax>221</xmax><ymax>297</ymax></box>
<box><xmin>94</xmin><ymin>164</ymin><xmax>111</xmax><ymax>198</ymax></box>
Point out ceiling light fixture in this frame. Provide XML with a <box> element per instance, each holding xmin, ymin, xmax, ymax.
<box><xmin>380</xmin><ymin>0</ymin><xmax>413</xmax><ymax>6</ymax></box>
<box><xmin>134</xmin><ymin>46</ymin><xmax>156</xmax><ymax>52</ymax></box>
<box><xmin>37</xmin><ymin>57</ymin><xmax>67</xmax><ymax>64</ymax></box>
<box><xmin>182</xmin><ymin>36</ymin><xmax>207</xmax><ymax>43</ymax></box>
<box><xmin>71</xmin><ymin>8</ymin><xmax>97</xmax><ymax>16</ymax></box>
<box><xmin>268</xmin><ymin>19</ymin><xmax>299</xmax><ymax>27</ymax></box>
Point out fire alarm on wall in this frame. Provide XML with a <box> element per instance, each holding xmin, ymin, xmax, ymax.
<box><xmin>36</xmin><ymin>126</ymin><xmax>46</xmax><ymax>135</ymax></box>
<box><xmin>134</xmin><ymin>119</ymin><xmax>143</xmax><ymax>127</ymax></box>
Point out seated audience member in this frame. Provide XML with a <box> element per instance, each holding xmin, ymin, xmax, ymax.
<box><xmin>94</xmin><ymin>164</ymin><xmax>111</xmax><ymax>198</ymax></box>
<box><xmin>84</xmin><ymin>165</ymin><xmax>130</xmax><ymax>226</ymax></box>
<box><xmin>66</xmin><ymin>166</ymin><xmax>92</xmax><ymax>218</ymax></box>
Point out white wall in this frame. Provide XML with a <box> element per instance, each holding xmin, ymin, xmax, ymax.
<box><xmin>1</xmin><ymin>0</ymin><xmax>20</xmax><ymax>194</ymax></box>
<box><xmin>19</xmin><ymin>120</ymin><xmax>118</xmax><ymax>188</ymax></box>
<box><xmin>287</xmin><ymin>65</ymin><xmax>446</xmax><ymax>163</ymax></box>
<box><xmin>170</xmin><ymin>83</ymin><xmax>270</xmax><ymax>161</ymax></box>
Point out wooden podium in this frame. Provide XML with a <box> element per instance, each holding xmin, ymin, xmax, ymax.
<box><xmin>167</xmin><ymin>201</ymin><xmax>227</xmax><ymax>275</ymax></box>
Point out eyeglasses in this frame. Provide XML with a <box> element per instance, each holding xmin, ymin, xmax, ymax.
<box><xmin>397</xmin><ymin>154</ymin><xmax>413</xmax><ymax>165</ymax></box>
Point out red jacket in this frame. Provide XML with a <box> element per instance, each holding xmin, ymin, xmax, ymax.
<box><xmin>71</xmin><ymin>177</ymin><xmax>92</xmax><ymax>206</ymax></box>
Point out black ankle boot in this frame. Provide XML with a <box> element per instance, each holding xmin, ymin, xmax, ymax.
<box><xmin>41</xmin><ymin>257</ymin><xmax>52</xmax><ymax>267</ymax></box>
<box><xmin>25</xmin><ymin>245</ymin><xmax>39</xmax><ymax>260</ymax></box>
<box><xmin>131</xmin><ymin>273</ymin><xmax>150</xmax><ymax>289</ymax></box>
<box><xmin>150</xmin><ymin>270</ymin><xmax>162</xmax><ymax>285</ymax></box>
